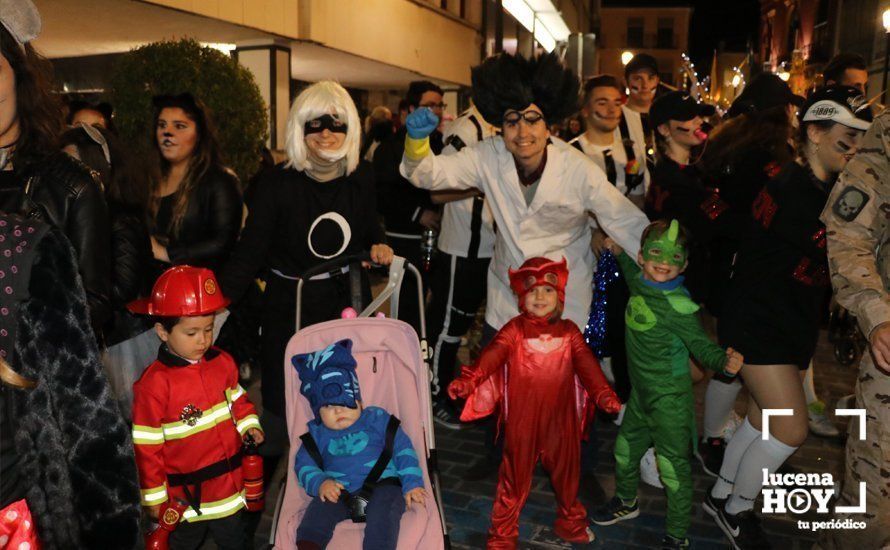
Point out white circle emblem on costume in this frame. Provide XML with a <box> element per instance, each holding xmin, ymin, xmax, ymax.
<box><xmin>307</xmin><ymin>212</ymin><xmax>352</xmax><ymax>259</ymax></box>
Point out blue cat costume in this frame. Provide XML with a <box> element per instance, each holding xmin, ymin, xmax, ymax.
<box><xmin>292</xmin><ymin>339</ymin><xmax>423</xmax><ymax>550</ymax></box>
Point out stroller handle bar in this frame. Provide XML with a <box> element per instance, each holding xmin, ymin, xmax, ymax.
<box><xmin>299</xmin><ymin>252</ymin><xmax>372</xmax><ymax>281</ymax></box>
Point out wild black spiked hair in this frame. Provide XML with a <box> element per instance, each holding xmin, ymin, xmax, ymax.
<box><xmin>471</xmin><ymin>51</ymin><xmax>580</xmax><ymax>126</ymax></box>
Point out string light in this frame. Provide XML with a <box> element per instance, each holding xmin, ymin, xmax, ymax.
<box><xmin>584</xmin><ymin>250</ymin><xmax>620</xmax><ymax>358</ymax></box>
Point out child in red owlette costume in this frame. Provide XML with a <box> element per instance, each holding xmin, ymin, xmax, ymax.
<box><xmin>449</xmin><ymin>257</ymin><xmax>621</xmax><ymax>549</ymax></box>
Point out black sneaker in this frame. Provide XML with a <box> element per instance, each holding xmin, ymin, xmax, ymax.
<box><xmin>591</xmin><ymin>496</ymin><xmax>640</xmax><ymax>526</ymax></box>
<box><xmin>712</xmin><ymin>508</ymin><xmax>771</xmax><ymax>550</ymax></box>
<box><xmin>702</xmin><ymin>488</ymin><xmax>728</xmax><ymax>520</ymax></box>
<box><xmin>432</xmin><ymin>401</ymin><xmax>463</xmax><ymax>430</ymax></box>
<box><xmin>661</xmin><ymin>534</ymin><xmax>690</xmax><ymax>549</ymax></box>
<box><xmin>697</xmin><ymin>437</ymin><xmax>726</xmax><ymax>477</ymax></box>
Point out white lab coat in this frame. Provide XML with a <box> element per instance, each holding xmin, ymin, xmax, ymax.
<box><xmin>401</xmin><ymin>136</ymin><xmax>650</xmax><ymax>330</ymax></box>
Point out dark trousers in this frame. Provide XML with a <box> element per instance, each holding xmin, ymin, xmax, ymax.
<box><xmin>387</xmin><ymin>235</ymin><xmax>429</xmax><ymax>336</ymax></box>
<box><xmin>606</xmin><ymin>274</ymin><xmax>632</xmax><ymax>402</ymax></box>
<box><xmin>296</xmin><ymin>484</ymin><xmax>406</xmax><ymax>550</ymax></box>
<box><xmin>426</xmin><ymin>252</ymin><xmax>490</xmax><ymax>404</ymax></box>
<box><xmin>170</xmin><ymin>510</ymin><xmax>247</xmax><ymax>550</ymax></box>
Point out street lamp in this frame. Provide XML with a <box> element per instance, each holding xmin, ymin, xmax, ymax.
<box><xmin>881</xmin><ymin>8</ymin><xmax>890</xmax><ymax>105</ymax></box>
<box><xmin>621</xmin><ymin>51</ymin><xmax>634</xmax><ymax>65</ymax></box>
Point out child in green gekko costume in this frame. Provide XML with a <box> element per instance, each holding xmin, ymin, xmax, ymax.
<box><xmin>592</xmin><ymin>220</ymin><xmax>743</xmax><ymax>549</ymax></box>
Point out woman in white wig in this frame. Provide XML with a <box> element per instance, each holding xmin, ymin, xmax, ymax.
<box><xmin>220</xmin><ymin>80</ymin><xmax>393</xmax><ymax>469</ymax></box>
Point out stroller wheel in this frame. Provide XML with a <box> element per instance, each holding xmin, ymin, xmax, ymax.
<box><xmin>834</xmin><ymin>339</ymin><xmax>859</xmax><ymax>367</ymax></box>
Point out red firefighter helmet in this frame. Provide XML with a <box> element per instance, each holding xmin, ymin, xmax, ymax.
<box><xmin>127</xmin><ymin>265</ymin><xmax>230</xmax><ymax>316</ymax></box>
<box><xmin>508</xmin><ymin>257</ymin><xmax>569</xmax><ymax>306</ymax></box>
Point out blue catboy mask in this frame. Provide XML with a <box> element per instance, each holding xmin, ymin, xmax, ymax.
<box><xmin>292</xmin><ymin>339</ymin><xmax>362</xmax><ymax>418</ymax></box>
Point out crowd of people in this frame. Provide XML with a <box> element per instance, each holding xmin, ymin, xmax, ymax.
<box><xmin>0</xmin><ymin>1</ymin><xmax>887</xmax><ymax>549</ymax></box>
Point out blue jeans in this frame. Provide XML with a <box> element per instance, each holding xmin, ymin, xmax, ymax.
<box><xmin>296</xmin><ymin>484</ymin><xmax>406</xmax><ymax>550</ymax></box>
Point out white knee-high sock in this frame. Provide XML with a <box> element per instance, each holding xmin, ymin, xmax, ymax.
<box><xmin>711</xmin><ymin>416</ymin><xmax>760</xmax><ymax>499</ymax></box>
<box><xmin>703</xmin><ymin>377</ymin><xmax>743</xmax><ymax>439</ymax></box>
<box><xmin>802</xmin><ymin>360</ymin><xmax>818</xmax><ymax>406</ymax></box>
<box><xmin>725</xmin><ymin>436</ymin><xmax>798</xmax><ymax>515</ymax></box>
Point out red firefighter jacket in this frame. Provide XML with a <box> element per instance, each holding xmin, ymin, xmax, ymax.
<box><xmin>132</xmin><ymin>346</ymin><xmax>262</xmax><ymax>522</ymax></box>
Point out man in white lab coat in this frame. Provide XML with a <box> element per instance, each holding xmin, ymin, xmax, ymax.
<box><xmin>400</xmin><ymin>52</ymin><xmax>649</xmax><ymax>335</ymax></box>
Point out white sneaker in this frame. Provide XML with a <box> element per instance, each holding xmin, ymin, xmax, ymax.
<box><xmin>613</xmin><ymin>403</ymin><xmax>627</xmax><ymax>426</ymax></box>
<box><xmin>835</xmin><ymin>394</ymin><xmax>855</xmax><ymax>410</ymax></box>
<box><xmin>808</xmin><ymin>401</ymin><xmax>841</xmax><ymax>438</ymax></box>
<box><xmin>640</xmin><ymin>447</ymin><xmax>663</xmax><ymax>489</ymax></box>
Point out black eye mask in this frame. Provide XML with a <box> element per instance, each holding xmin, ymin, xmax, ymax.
<box><xmin>304</xmin><ymin>115</ymin><xmax>348</xmax><ymax>135</ymax></box>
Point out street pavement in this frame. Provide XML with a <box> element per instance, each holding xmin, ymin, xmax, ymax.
<box><xmin>437</xmin><ymin>332</ymin><xmax>858</xmax><ymax>549</ymax></box>
<box><xmin>248</xmin><ymin>330</ymin><xmax>858</xmax><ymax>549</ymax></box>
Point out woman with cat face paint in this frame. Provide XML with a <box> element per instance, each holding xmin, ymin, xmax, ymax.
<box><xmin>219</xmin><ymin>81</ymin><xmax>393</xmax><ymax>482</ymax></box>
<box><xmin>148</xmin><ymin>93</ymin><xmax>242</xmax><ymax>275</ymax></box>
<box><xmin>707</xmin><ymin>86</ymin><xmax>872</xmax><ymax>550</ymax></box>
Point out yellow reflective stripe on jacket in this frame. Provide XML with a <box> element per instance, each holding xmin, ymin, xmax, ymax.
<box><xmin>235</xmin><ymin>414</ymin><xmax>261</xmax><ymax>435</ymax></box>
<box><xmin>140</xmin><ymin>484</ymin><xmax>168</xmax><ymax>505</ymax></box>
<box><xmin>133</xmin><ymin>425</ymin><xmax>164</xmax><ymax>445</ymax></box>
<box><xmin>161</xmin><ymin>402</ymin><xmax>232</xmax><ymax>441</ymax></box>
<box><xmin>226</xmin><ymin>384</ymin><xmax>246</xmax><ymax>403</ymax></box>
<box><xmin>182</xmin><ymin>491</ymin><xmax>246</xmax><ymax>522</ymax></box>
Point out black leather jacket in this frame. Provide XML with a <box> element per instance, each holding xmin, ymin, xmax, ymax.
<box><xmin>153</xmin><ymin>165</ymin><xmax>242</xmax><ymax>273</ymax></box>
<box><xmin>105</xmin><ymin>202</ymin><xmax>153</xmax><ymax>346</ymax></box>
<box><xmin>0</xmin><ymin>153</ymin><xmax>112</xmax><ymax>332</ymax></box>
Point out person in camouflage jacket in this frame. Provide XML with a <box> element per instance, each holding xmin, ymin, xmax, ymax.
<box><xmin>819</xmin><ymin>109</ymin><xmax>890</xmax><ymax>550</ymax></box>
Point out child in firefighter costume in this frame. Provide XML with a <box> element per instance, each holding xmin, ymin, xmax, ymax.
<box><xmin>592</xmin><ymin>220</ymin><xmax>743</xmax><ymax>549</ymax></box>
<box><xmin>130</xmin><ymin>266</ymin><xmax>264</xmax><ymax>550</ymax></box>
<box><xmin>448</xmin><ymin>257</ymin><xmax>621</xmax><ymax>549</ymax></box>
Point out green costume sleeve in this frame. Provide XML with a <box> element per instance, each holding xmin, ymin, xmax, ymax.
<box><xmin>616</xmin><ymin>251</ymin><xmax>641</xmax><ymax>278</ymax></box>
<box><xmin>667</xmin><ymin>310</ymin><xmax>727</xmax><ymax>373</ymax></box>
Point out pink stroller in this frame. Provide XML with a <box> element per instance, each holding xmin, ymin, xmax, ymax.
<box><xmin>269</xmin><ymin>254</ymin><xmax>448</xmax><ymax>549</ymax></box>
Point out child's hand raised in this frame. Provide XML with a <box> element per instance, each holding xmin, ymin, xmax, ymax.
<box><xmin>724</xmin><ymin>347</ymin><xmax>744</xmax><ymax>376</ymax></box>
<box><xmin>245</xmin><ymin>428</ymin><xmax>264</xmax><ymax>445</ymax></box>
<box><xmin>602</xmin><ymin>237</ymin><xmax>623</xmax><ymax>256</ymax></box>
<box><xmin>404</xmin><ymin>488</ymin><xmax>426</xmax><ymax>509</ymax></box>
<box><xmin>447</xmin><ymin>379</ymin><xmax>473</xmax><ymax>400</ymax></box>
<box><xmin>319</xmin><ymin>479</ymin><xmax>344</xmax><ymax>503</ymax></box>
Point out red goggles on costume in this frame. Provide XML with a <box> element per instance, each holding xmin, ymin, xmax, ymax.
<box><xmin>508</xmin><ymin>257</ymin><xmax>569</xmax><ymax>305</ymax></box>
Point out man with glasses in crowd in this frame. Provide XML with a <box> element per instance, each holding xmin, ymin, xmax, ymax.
<box><xmin>373</xmin><ymin>80</ymin><xmax>446</xmax><ymax>333</ymax></box>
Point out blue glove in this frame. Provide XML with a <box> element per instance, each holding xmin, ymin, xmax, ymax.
<box><xmin>405</xmin><ymin>108</ymin><xmax>439</xmax><ymax>139</ymax></box>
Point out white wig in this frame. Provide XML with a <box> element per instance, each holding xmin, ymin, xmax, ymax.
<box><xmin>285</xmin><ymin>80</ymin><xmax>362</xmax><ymax>174</ymax></box>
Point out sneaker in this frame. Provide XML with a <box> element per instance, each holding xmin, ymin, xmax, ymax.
<box><xmin>432</xmin><ymin>401</ymin><xmax>463</xmax><ymax>430</ymax></box>
<box><xmin>836</xmin><ymin>394</ymin><xmax>855</xmax><ymax>410</ymax></box>
<box><xmin>698</xmin><ymin>437</ymin><xmax>726</xmax><ymax>478</ymax></box>
<box><xmin>463</xmin><ymin>456</ymin><xmax>499</xmax><ymax>480</ymax></box>
<box><xmin>591</xmin><ymin>496</ymin><xmax>640</xmax><ymax>526</ymax></box>
<box><xmin>661</xmin><ymin>534</ymin><xmax>690</xmax><ymax>549</ymax></box>
<box><xmin>711</xmin><ymin>508</ymin><xmax>772</xmax><ymax>550</ymax></box>
<box><xmin>702</xmin><ymin>488</ymin><xmax>728</xmax><ymax>520</ymax></box>
<box><xmin>808</xmin><ymin>401</ymin><xmax>841</xmax><ymax>437</ymax></box>
<box><xmin>641</xmin><ymin>447</ymin><xmax>663</xmax><ymax>488</ymax></box>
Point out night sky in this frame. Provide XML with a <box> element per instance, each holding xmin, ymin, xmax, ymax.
<box><xmin>687</xmin><ymin>0</ymin><xmax>761</xmax><ymax>72</ymax></box>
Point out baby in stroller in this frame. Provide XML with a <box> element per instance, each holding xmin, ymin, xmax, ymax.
<box><xmin>292</xmin><ymin>338</ymin><xmax>426</xmax><ymax>550</ymax></box>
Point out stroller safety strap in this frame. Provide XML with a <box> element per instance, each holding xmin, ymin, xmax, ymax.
<box><xmin>298</xmin><ymin>415</ymin><xmax>401</xmax><ymax>494</ymax></box>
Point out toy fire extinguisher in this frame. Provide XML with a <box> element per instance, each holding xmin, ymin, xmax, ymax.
<box><xmin>243</xmin><ymin>435</ymin><xmax>264</xmax><ymax>511</ymax></box>
<box><xmin>144</xmin><ymin>498</ymin><xmax>189</xmax><ymax>550</ymax></box>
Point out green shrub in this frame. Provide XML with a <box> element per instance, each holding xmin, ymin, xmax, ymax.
<box><xmin>109</xmin><ymin>38</ymin><xmax>268</xmax><ymax>183</ymax></box>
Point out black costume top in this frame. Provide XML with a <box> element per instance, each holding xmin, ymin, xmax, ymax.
<box><xmin>645</xmin><ymin>157</ymin><xmax>737</xmax><ymax>305</ymax></box>
<box><xmin>152</xmin><ymin>165</ymin><xmax>242</xmax><ymax>274</ymax></box>
<box><xmin>372</xmin><ymin>126</ymin><xmax>442</xmax><ymax>236</ymax></box>
<box><xmin>718</xmin><ymin>161</ymin><xmax>831</xmax><ymax>368</ymax></box>
<box><xmin>0</xmin><ymin>154</ymin><xmax>112</xmax><ymax>333</ymax></box>
<box><xmin>220</xmin><ymin>161</ymin><xmax>385</xmax><ymax>303</ymax></box>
